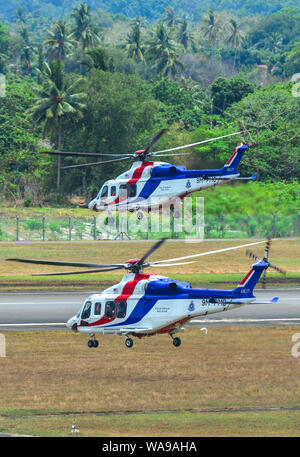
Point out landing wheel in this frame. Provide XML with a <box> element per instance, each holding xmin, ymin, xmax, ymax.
<box><xmin>172</xmin><ymin>337</ymin><xmax>181</xmax><ymax>347</ymax></box>
<box><xmin>125</xmin><ymin>337</ymin><xmax>133</xmax><ymax>348</ymax></box>
<box><xmin>137</xmin><ymin>211</ymin><xmax>143</xmax><ymax>220</ymax></box>
<box><xmin>88</xmin><ymin>339</ymin><xmax>99</xmax><ymax>348</ymax></box>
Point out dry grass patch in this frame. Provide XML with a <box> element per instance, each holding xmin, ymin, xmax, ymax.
<box><xmin>0</xmin><ymin>326</ymin><xmax>300</xmax><ymax>416</ymax></box>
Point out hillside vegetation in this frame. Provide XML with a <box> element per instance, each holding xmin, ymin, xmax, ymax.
<box><xmin>0</xmin><ymin>1</ymin><xmax>299</xmax><ymax>212</ymax></box>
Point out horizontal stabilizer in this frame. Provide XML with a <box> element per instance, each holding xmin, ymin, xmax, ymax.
<box><xmin>235</xmin><ymin>173</ymin><xmax>257</xmax><ymax>181</ymax></box>
<box><xmin>249</xmin><ymin>297</ymin><xmax>279</xmax><ymax>305</ymax></box>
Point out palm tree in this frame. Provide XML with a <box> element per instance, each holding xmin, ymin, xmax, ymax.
<box><xmin>71</xmin><ymin>3</ymin><xmax>101</xmax><ymax>52</ymax></box>
<box><xmin>226</xmin><ymin>18</ymin><xmax>245</xmax><ymax>70</ymax></box>
<box><xmin>125</xmin><ymin>18</ymin><xmax>145</xmax><ymax>63</ymax></box>
<box><xmin>177</xmin><ymin>20</ymin><xmax>195</xmax><ymax>51</ymax></box>
<box><xmin>81</xmin><ymin>47</ymin><xmax>114</xmax><ymax>72</ymax></box>
<box><xmin>27</xmin><ymin>61</ymin><xmax>87</xmax><ymax>191</ymax></box>
<box><xmin>164</xmin><ymin>7</ymin><xmax>178</xmax><ymax>28</ymax></box>
<box><xmin>44</xmin><ymin>20</ymin><xmax>75</xmax><ymax>62</ymax></box>
<box><xmin>268</xmin><ymin>32</ymin><xmax>283</xmax><ymax>54</ymax></box>
<box><xmin>19</xmin><ymin>27</ymin><xmax>35</xmax><ymax>73</ymax></box>
<box><xmin>16</xmin><ymin>7</ymin><xmax>26</xmax><ymax>28</ymax></box>
<box><xmin>147</xmin><ymin>24</ymin><xmax>185</xmax><ymax>79</ymax></box>
<box><xmin>201</xmin><ymin>9</ymin><xmax>219</xmax><ymax>47</ymax></box>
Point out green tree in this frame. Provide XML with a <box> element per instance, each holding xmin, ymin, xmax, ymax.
<box><xmin>177</xmin><ymin>20</ymin><xmax>195</xmax><ymax>51</ymax></box>
<box><xmin>19</xmin><ymin>27</ymin><xmax>35</xmax><ymax>73</ymax></box>
<box><xmin>225</xmin><ymin>83</ymin><xmax>300</xmax><ymax>180</ymax></box>
<box><xmin>0</xmin><ymin>23</ymin><xmax>10</xmax><ymax>72</ymax></box>
<box><xmin>125</xmin><ymin>18</ymin><xmax>145</xmax><ymax>63</ymax></box>
<box><xmin>81</xmin><ymin>47</ymin><xmax>114</xmax><ymax>72</ymax></box>
<box><xmin>71</xmin><ymin>2</ymin><xmax>101</xmax><ymax>52</ymax></box>
<box><xmin>60</xmin><ymin>69</ymin><xmax>161</xmax><ymax>199</ymax></box>
<box><xmin>210</xmin><ymin>77</ymin><xmax>255</xmax><ymax>115</ymax></box>
<box><xmin>226</xmin><ymin>18</ymin><xmax>246</xmax><ymax>70</ymax></box>
<box><xmin>146</xmin><ymin>23</ymin><xmax>185</xmax><ymax>79</ymax></box>
<box><xmin>27</xmin><ymin>61</ymin><xmax>87</xmax><ymax>191</ymax></box>
<box><xmin>44</xmin><ymin>20</ymin><xmax>75</xmax><ymax>62</ymax></box>
<box><xmin>0</xmin><ymin>74</ymin><xmax>43</xmax><ymax>203</ymax></box>
<box><xmin>164</xmin><ymin>6</ymin><xmax>178</xmax><ymax>28</ymax></box>
<box><xmin>201</xmin><ymin>9</ymin><xmax>220</xmax><ymax>47</ymax></box>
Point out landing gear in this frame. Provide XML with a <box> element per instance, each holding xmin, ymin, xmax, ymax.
<box><xmin>125</xmin><ymin>337</ymin><xmax>134</xmax><ymax>348</ymax></box>
<box><xmin>173</xmin><ymin>337</ymin><xmax>181</xmax><ymax>347</ymax></box>
<box><xmin>170</xmin><ymin>333</ymin><xmax>181</xmax><ymax>347</ymax></box>
<box><xmin>88</xmin><ymin>335</ymin><xmax>99</xmax><ymax>348</ymax></box>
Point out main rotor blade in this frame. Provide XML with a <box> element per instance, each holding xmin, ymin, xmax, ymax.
<box><xmin>148</xmin><ymin>261</ymin><xmax>195</xmax><ymax>267</ymax></box>
<box><xmin>153</xmin><ymin>240</ymin><xmax>267</xmax><ymax>264</ymax></box>
<box><xmin>60</xmin><ymin>156</ymin><xmax>132</xmax><ymax>169</ymax></box>
<box><xmin>143</xmin><ymin>129</ymin><xmax>167</xmax><ymax>154</ymax></box>
<box><xmin>152</xmin><ymin>132</ymin><xmax>242</xmax><ymax>155</ymax></box>
<box><xmin>32</xmin><ymin>266</ymin><xmax>123</xmax><ymax>276</ymax></box>
<box><xmin>138</xmin><ymin>238</ymin><xmax>167</xmax><ymax>265</ymax></box>
<box><xmin>6</xmin><ymin>258</ymin><xmax>124</xmax><ymax>268</ymax></box>
<box><xmin>40</xmin><ymin>151</ymin><xmax>121</xmax><ymax>158</ymax></box>
<box><xmin>149</xmin><ymin>152</ymin><xmax>190</xmax><ymax>157</ymax></box>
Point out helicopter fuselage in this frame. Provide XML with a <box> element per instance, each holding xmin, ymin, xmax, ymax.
<box><xmin>66</xmin><ymin>271</ymin><xmax>260</xmax><ymax>339</ymax></box>
<box><xmin>88</xmin><ymin>160</ymin><xmax>240</xmax><ymax>213</ymax></box>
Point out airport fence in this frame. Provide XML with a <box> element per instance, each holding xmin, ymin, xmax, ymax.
<box><xmin>0</xmin><ymin>212</ymin><xmax>299</xmax><ymax>241</ymax></box>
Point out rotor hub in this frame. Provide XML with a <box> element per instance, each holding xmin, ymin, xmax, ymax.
<box><xmin>125</xmin><ymin>259</ymin><xmax>144</xmax><ymax>274</ymax></box>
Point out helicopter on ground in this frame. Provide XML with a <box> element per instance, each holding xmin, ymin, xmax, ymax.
<box><xmin>40</xmin><ymin>130</ymin><xmax>258</xmax><ymax>215</ymax></box>
<box><xmin>7</xmin><ymin>238</ymin><xmax>285</xmax><ymax>349</ymax></box>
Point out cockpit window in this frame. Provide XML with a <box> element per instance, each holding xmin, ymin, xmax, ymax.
<box><xmin>105</xmin><ymin>301</ymin><xmax>115</xmax><ymax>318</ymax></box>
<box><xmin>116</xmin><ymin>300</ymin><xmax>127</xmax><ymax>318</ymax></box>
<box><xmin>111</xmin><ymin>186</ymin><xmax>116</xmax><ymax>197</ymax></box>
<box><xmin>81</xmin><ymin>301</ymin><xmax>91</xmax><ymax>319</ymax></box>
<box><xmin>94</xmin><ymin>302</ymin><xmax>101</xmax><ymax>315</ymax></box>
<box><xmin>100</xmin><ymin>185</ymin><xmax>108</xmax><ymax>198</ymax></box>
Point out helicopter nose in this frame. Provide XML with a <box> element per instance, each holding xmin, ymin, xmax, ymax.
<box><xmin>66</xmin><ymin>317</ymin><xmax>78</xmax><ymax>331</ymax></box>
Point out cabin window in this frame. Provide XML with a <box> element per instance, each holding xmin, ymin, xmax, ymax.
<box><xmin>100</xmin><ymin>185</ymin><xmax>108</xmax><ymax>198</ymax></box>
<box><xmin>128</xmin><ymin>183</ymin><xmax>136</xmax><ymax>198</ymax></box>
<box><xmin>94</xmin><ymin>302</ymin><xmax>101</xmax><ymax>315</ymax></box>
<box><xmin>116</xmin><ymin>300</ymin><xmax>127</xmax><ymax>318</ymax></box>
<box><xmin>105</xmin><ymin>301</ymin><xmax>115</xmax><ymax>318</ymax></box>
<box><xmin>119</xmin><ymin>184</ymin><xmax>127</xmax><ymax>199</ymax></box>
<box><xmin>111</xmin><ymin>186</ymin><xmax>116</xmax><ymax>197</ymax></box>
<box><xmin>81</xmin><ymin>301</ymin><xmax>92</xmax><ymax>319</ymax></box>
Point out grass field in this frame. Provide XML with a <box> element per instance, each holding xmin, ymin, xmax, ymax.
<box><xmin>0</xmin><ymin>238</ymin><xmax>299</xmax><ymax>289</ymax></box>
<box><xmin>0</xmin><ymin>327</ymin><xmax>300</xmax><ymax>436</ymax></box>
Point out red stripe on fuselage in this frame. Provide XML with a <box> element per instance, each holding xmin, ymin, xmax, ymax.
<box><xmin>88</xmin><ymin>273</ymin><xmax>151</xmax><ymax>327</ymax></box>
<box><xmin>115</xmin><ymin>273</ymin><xmax>150</xmax><ymax>302</ymax></box>
<box><xmin>107</xmin><ymin>162</ymin><xmax>154</xmax><ymax>206</ymax></box>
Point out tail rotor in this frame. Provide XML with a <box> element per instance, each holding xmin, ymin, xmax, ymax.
<box><xmin>246</xmin><ymin>238</ymin><xmax>286</xmax><ymax>289</ymax></box>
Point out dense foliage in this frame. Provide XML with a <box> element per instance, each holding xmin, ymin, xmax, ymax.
<box><xmin>0</xmin><ymin>1</ymin><xmax>299</xmax><ymax>212</ymax></box>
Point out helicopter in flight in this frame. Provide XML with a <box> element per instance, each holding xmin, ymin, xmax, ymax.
<box><xmin>40</xmin><ymin>129</ymin><xmax>258</xmax><ymax>214</ymax></box>
<box><xmin>7</xmin><ymin>238</ymin><xmax>285</xmax><ymax>349</ymax></box>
